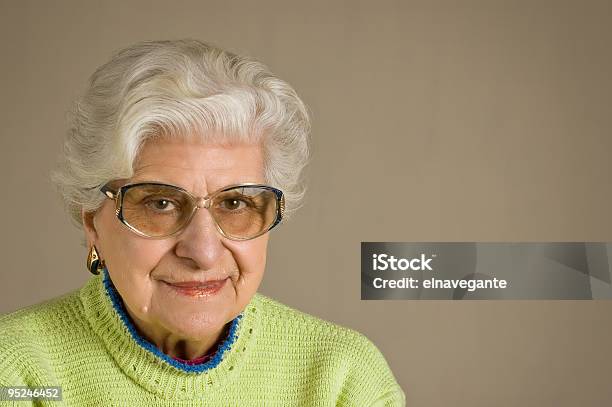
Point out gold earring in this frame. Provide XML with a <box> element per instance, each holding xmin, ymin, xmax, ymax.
<box><xmin>86</xmin><ymin>245</ymin><xmax>105</xmax><ymax>275</ymax></box>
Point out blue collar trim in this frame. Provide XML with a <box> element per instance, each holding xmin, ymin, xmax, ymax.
<box><xmin>101</xmin><ymin>268</ymin><xmax>242</xmax><ymax>374</ymax></box>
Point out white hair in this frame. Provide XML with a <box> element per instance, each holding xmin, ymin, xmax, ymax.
<box><xmin>51</xmin><ymin>39</ymin><xmax>310</xmax><ymax>227</ymax></box>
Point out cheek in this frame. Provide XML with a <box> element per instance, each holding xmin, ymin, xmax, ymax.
<box><xmin>108</xmin><ymin>240</ymin><xmax>174</xmax><ymax>318</ymax></box>
<box><xmin>101</xmin><ymin>228</ymin><xmax>167</xmax><ymax>279</ymax></box>
<box><xmin>96</xmin><ymin>207</ymin><xmax>172</xmax><ymax>312</ymax></box>
<box><xmin>230</xmin><ymin>236</ymin><xmax>269</xmax><ymax>293</ymax></box>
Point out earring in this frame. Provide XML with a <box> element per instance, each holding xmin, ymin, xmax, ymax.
<box><xmin>86</xmin><ymin>245</ymin><xmax>105</xmax><ymax>275</ymax></box>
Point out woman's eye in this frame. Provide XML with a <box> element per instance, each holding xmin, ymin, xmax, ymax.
<box><xmin>145</xmin><ymin>199</ymin><xmax>177</xmax><ymax>211</ymax></box>
<box><xmin>221</xmin><ymin>198</ymin><xmax>247</xmax><ymax>210</ymax></box>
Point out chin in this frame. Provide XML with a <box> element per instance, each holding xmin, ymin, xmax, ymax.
<box><xmin>162</xmin><ymin>309</ymin><xmax>232</xmax><ymax>339</ymax></box>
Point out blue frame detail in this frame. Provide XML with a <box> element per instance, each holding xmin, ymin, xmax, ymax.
<box><xmin>101</xmin><ymin>269</ymin><xmax>242</xmax><ymax>374</ymax></box>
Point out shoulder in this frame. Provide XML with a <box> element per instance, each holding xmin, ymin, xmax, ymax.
<box><xmin>0</xmin><ymin>290</ymin><xmax>83</xmax><ymax>384</ymax></box>
<box><xmin>250</xmin><ymin>293</ymin><xmax>405</xmax><ymax>405</ymax></box>
<box><xmin>0</xmin><ymin>290</ymin><xmax>83</xmax><ymax>335</ymax></box>
<box><xmin>252</xmin><ymin>293</ymin><xmax>381</xmax><ymax>348</ymax></box>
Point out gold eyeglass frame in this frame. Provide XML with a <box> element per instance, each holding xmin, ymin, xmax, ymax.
<box><xmin>100</xmin><ymin>181</ymin><xmax>285</xmax><ymax>241</ymax></box>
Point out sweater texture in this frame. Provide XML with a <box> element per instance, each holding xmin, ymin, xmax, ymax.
<box><xmin>0</xmin><ymin>271</ymin><xmax>405</xmax><ymax>406</ymax></box>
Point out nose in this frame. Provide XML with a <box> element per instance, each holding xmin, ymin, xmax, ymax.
<box><xmin>174</xmin><ymin>207</ymin><xmax>225</xmax><ymax>270</ymax></box>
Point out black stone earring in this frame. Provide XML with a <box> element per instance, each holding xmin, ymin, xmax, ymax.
<box><xmin>86</xmin><ymin>245</ymin><xmax>105</xmax><ymax>275</ymax></box>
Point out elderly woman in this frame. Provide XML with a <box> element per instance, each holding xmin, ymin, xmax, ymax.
<box><xmin>0</xmin><ymin>39</ymin><xmax>404</xmax><ymax>405</ymax></box>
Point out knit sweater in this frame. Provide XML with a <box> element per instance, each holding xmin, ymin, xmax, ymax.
<box><xmin>0</xmin><ymin>271</ymin><xmax>405</xmax><ymax>406</ymax></box>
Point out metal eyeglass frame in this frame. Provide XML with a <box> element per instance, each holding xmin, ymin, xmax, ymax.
<box><xmin>100</xmin><ymin>181</ymin><xmax>285</xmax><ymax>241</ymax></box>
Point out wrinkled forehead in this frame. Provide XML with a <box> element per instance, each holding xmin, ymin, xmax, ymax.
<box><xmin>130</xmin><ymin>138</ymin><xmax>265</xmax><ymax>194</ymax></box>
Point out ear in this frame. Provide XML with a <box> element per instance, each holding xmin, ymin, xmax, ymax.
<box><xmin>82</xmin><ymin>208</ymin><xmax>99</xmax><ymax>246</ymax></box>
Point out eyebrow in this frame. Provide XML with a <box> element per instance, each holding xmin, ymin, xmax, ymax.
<box><xmin>118</xmin><ymin>180</ymin><xmax>267</xmax><ymax>195</ymax></box>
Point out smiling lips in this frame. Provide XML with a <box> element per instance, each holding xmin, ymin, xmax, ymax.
<box><xmin>164</xmin><ymin>278</ymin><xmax>228</xmax><ymax>297</ymax></box>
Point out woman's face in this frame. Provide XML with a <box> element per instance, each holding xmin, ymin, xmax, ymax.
<box><xmin>83</xmin><ymin>138</ymin><xmax>269</xmax><ymax>341</ymax></box>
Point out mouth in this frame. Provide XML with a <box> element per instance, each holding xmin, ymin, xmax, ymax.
<box><xmin>162</xmin><ymin>278</ymin><xmax>229</xmax><ymax>297</ymax></box>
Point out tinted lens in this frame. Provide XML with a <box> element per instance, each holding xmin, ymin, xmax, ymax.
<box><xmin>210</xmin><ymin>186</ymin><xmax>279</xmax><ymax>240</ymax></box>
<box><xmin>121</xmin><ymin>184</ymin><xmax>194</xmax><ymax>237</ymax></box>
<box><xmin>119</xmin><ymin>184</ymin><xmax>280</xmax><ymax>239</ymax></box>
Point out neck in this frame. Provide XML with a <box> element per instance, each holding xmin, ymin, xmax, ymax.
<box><xmin>81</xmin><ymin>271</ymin><xmax>259</xmax><ymax>393</ymax></box>
<box><xmin>122</xmin><ymin>304</ymin><xmax>228</xmax><ymax>361</ymax></box>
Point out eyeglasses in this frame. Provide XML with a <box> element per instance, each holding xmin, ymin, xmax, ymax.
<box><xmin>100</xmin><ymin>181</ymin><xmax>285</xmax><ymax>241</ymax></box>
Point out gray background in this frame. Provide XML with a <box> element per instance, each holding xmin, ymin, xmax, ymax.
<box><xmin>1</xmin><ymin>1</ymin><xmax>612</xmax><ymax>406</ymax></box>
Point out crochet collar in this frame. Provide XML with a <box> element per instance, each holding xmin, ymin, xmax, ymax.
<box><xmin>79</xmin><ymin>269</ymin><xmax>260</xmax><ymax>399</ymax></box>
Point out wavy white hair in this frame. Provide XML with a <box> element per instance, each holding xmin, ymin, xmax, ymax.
<box><xmin>51</xmin><ymin>39</ymin><xmax>310</xmax><ymax>227</ymax></box>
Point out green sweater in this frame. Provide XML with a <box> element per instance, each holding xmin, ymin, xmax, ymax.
<box><xmin>0</xmin><ymin>271</ymin><xmax>405</xmax><ymax>406</ymax></box>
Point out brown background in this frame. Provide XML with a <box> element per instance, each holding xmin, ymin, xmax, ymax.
<box><xmin>1</xmin><ymin>1</ymin><xmax>612</xmax><ymax>405</ymax></box>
